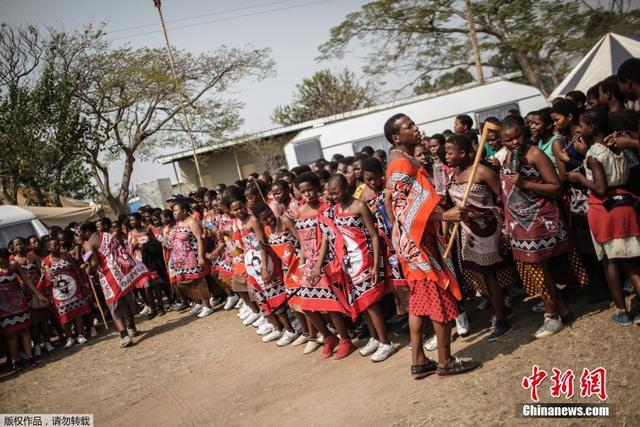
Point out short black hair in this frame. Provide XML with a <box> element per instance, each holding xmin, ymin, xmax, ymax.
<box><xmin>331</xmin><ymin>153</ymin><xmax>345</xmax><ymax>162</ymax></box>
<box><xmin>174</xmin><ymin>198</ymin><xmax>192</xmax><ymax>212</ymax></box>
<box><xmin>204</xmin><ymin>189</ymin><xmax>217</xmax><ymax>199</ymax></box>
<box><xmin>315</xmin><ymin>169</ymin><xmax>331</xmax><ymax>183</ymax></box>
<box><xmin>327</xmin><ymin>173</ymin><xmax>348</xmax><ymax>189</ymax></box>
<box><xmin>529</xmin><ymin>107</ymin><xmax>553</xmax><ymax>128</ymax></box>
<box><xmin>550</xmin><ymin>98</ymin><xmax>579</xmax><ymax>123</ymax></box>
<box><xmin>373</xmin><ymin>149</ymin><xmax>386</xmax><ymax>161</ymax></box>
<box><xmin>587</xmin><ymin>83</ymin><xmax>600</xmax><ymax>100</ymax></box>
<box><xmin>361</xmin><ymin>157</ymin><xmax>383</xmax><ymax>175</ymax></box>
<box><xmin>501</xmin><ymin>115</ymin><xmax>527</xmax><ymax>134</ymax></box>
<box><xmin>429</xmin><ymin>133</ymin><xmax>446</xmax><ymax>146</ymax></box>
<box><xmin>360</xmin><ymin>146</ymin><xmax>374</xmax><ymax>156</ymax></box>
<box><xmin>160</xmin><ymin>209</ymin><xmax>174</xmax><ymax>220</ymax></box>
<box><xmin>291</xmin><ymin>165</ymin><xmax>312</xmax><ymax>176</ymax></box>
<box><xmin>565</xmin><ymin>90</ymin><xmax>586</xmax><ymax>106</ymax></box>
<box><xmin>294</xmin><ymin>171</ymin><xmax>320</xmax><ymax>189</ymax></box>
<box><xmin>251</xmin><ymin>202</ymin><xmax>273</xmax><ymax>219</ymax></box>
<box><xmin>222</xmin><ymin>185</ymin><xmax>246</xmax><ymax>206</ymax></box>
<box><xmin>579</xmin><ymin>108</ymin><xmax>610</xmax><ymax>136</ymax></box>
<box><xmin>456</xmin><ymin>114</ymin><xmax>473</xmax><ymax>129</ymax></box>
<box><xmin>98</xmin><ymin>216</ymin><xmax>112</xmax><ymax>229</ymax></box>
<box><xmin>271</xmin><ymin>179</ymin><xmax>290</xmax><ymax>193</ymax></box>
<box><xmin>445</xmin><ymin>133</ymin><xmax>473</xmax><ymax>156</ymax></box>
<box><xmin>79</xmin><ymin>222</ymin><xmax>97</xmax><ymax>234</ymax></box>
<box><xmin>599</xmin><ymin>75</ymin><xmax>625</xmax><ymax>103</ymax></box>
<box><xmin>617</xmin><ymin>57</ymin><xmax>640</xmax><ymax>84</ymax></box>
<box><xmin>0</xmin><ymin>247</ymin><xmax>10</xmax><ymax>259</ymax></box>
<box><xmin>384</xmin><ymin>113</ymin><xmax>408</xmax><ymax>144</ymax></box>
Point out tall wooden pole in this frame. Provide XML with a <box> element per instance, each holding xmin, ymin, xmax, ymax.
<box><xmin>465</xmin><ymin>0</ymin><xmax>484</xmax><ymax>84</ymax></box>
<box><xmin>153</xmin><ymin>0</ymin><xmax>204</xmax><ymax>187</ymax></box>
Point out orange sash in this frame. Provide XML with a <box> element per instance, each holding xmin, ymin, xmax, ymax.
<box><xmin>386</xmin><ymin>154</ymin><xmax>461</xmax><ymax>300</ymax></box>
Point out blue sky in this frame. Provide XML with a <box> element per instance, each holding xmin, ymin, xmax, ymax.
<box><xmin>1</xmin><ymin>0</ymin><xmax>384</xmax><ymax>188</ymax></box>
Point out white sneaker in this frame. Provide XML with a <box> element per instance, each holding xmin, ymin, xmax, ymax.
<box><xmin>303</xmin><ymin>339</ymin><xmax>322</xmax><ymax>354</ymax></box>
<box><xmin>140</xmin><ymin>305</ymin><xmax>151</xmax><ymax>315</ymax></box>
<box><xmin>277</xmin><ymin>330</ymin><xmax>299</xmax><ymax>347</ymax></box>
<box><xmin>34</xmin><ymin>344</ymin><xmax>42</xmax><ymax>357</ymax></box>
<box><xmin>76</xmin><ymin>334</ymin><xmax>88</xmax><ymax>345</ymax></box>
<box><xmin>190</xmin><ymin>303</ymin><xmax>203</xmax><ymax>315</ymax></box>
<box><xmin>262</xmin><ymin>329</ymin><xmax>283</xmax><ymax>343</ymax></box>
<box><xmin>235</xmin><ymin>298</ymin><xmax>243</xmax><ymax>309</ymax></box>
<box><xmin>197</xmin><ymin>306</ymin><xmax>214</xmax><ymax>318</ymax></box>
<box><xmin>238</xmin><ymin>306</ymin><xmax>251</xmax><ymax>319</ymax></box>
<box><xmin>90</xmin><ymin>327</ymin><xmax>98</xmax><ymax>338</ymax></box>
<box><xmin>44</xmin><ymin>342</ymin><xmax>55</xmax><ymax>352</ymax></box>
<box><xmin>64</xmin><ymin>337</ymin><xmax>74</xmax><ymax>349</ymax></box>
<box><xmin>456</xmin><ymin>312</ymin><xmax>470</xmax><ymax>336</ymax></box>
<box><xmin>370</xmin><ymin>342</ymin><xmax>395</xmax><ymax>362</ymax></box>
<box><xmin>224</xmin><ymin>295</ymin><xmax>240</xmax><ymax>310</ymax></box>
<box><xmin>252</xmin><ymin>315</ymin><xmax>266</xmax><ymax>327</ymax></box>
<box><xmin>120</xmin><ymin>335</ymin><xmax>133</xmax><ymax>348</ymax></box>
<box><xmin>243</xmin><ymin>311</ymin><xmax>261</xmax><ymax>326</ymax></box>
<box><xmin>127</xmin><ymin>328</ymin><xmax>139</xmax><ymax>337</ymax></box>
<box><xmin>424</xmin><ymin>335</ymin><xmax>438</xmax><ymax>351</ymax></box>
<box><xmin>534</xmin><ymin>314</ymin><xmax>564</xmax><ymax>339</ymax></box>
<box><xmin>256</xmin><ymin>322</ymin><xmax>274</xmax><ymax>336</ymax></box>
<box><xmin>93</xmin><ymin>317</ymin><xmax>100</xmax><ymax>327</ymax></box>
<box><xmin>291</xmin><ymin>334</ymin><xmax>309</xmax><ymax>347</ymax></box>
<box><xmin>359</xmin><ymin>337</ymin><xmax>380</xmax><ymax>356</ymax></box>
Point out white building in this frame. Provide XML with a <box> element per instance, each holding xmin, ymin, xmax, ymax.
<box><xmin>157</xmin><ymin>75</ymin><xmax>548</xmax><ymax>187</ymax></box>
<box><xmin>284</xmin><ymin>77</ymin><xmax>548</xmax><ymax>166</ymax></box>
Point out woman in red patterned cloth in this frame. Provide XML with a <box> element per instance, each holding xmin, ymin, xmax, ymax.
<box><xmin>294</xmin><ymin>172</ymin><xmax>354</xmax><ymax>360</ymax></box>
<box><xmin>384</xmin><ymin>113</ymin><xmax>481</xmax><ymax>379</ymax></box>
<box><xmin>11</xmin><ymin>237</ymin><xmax>54</xmax><ymax>356</ymax></box>
<box><xmin>80</xmin><ymin>221</ymin><xmax>150</xmax><ymax>348</ymax></box>
<box><xmin>327</xmin><ymin>174</ymin><xmax>394</xmax><ymax>363</ymax></box>
<box><xmin>0</xmin><ymin>247</ymin><xmax>48</xmax><ymax>372</ymax></box>
<box><xmin>254</xmin><ymin>202</ymin><xmax>319</xmax><ymax>347</ymax></box>
<box><xmin>170</xmin><ymin>199</ymin><xmax>214</xmax><ymax>318</ymax></box>
<box><xmin>128</xmin><ymin>213</ymin><xmax>164</xmax><ymax>319</ymax></box>
<box><xmin>208</xmin><ymin>194</ymin><xmax>239</xmax><ymax>311</ymax></box>
<box><xmin>40</xmin><ymin>237</ymin><xmax>91</xmax><ymax>349</ymax></box>
<box><xmin>226</xmin><ymin>196</ymin><xmax>297</xmax><ymax>345</ymax></box>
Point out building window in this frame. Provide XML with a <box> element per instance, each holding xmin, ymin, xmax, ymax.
<box><xmin>475</xmin><ymin>103</ymin><xmax>519</xmax><ymax>126</ymax></box>
<box><xmin>352</xmin><ymin>136</ymin><xmax>392</xmax><ymax>154</ymax></box>
<box><xmin>293</xmin><ymin>138</ymin><xmax>323</xmax><ymax>165</ymax></box>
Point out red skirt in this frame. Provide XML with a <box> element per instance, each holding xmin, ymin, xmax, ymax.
<box><xmin>408</xmin><ymin>279</ymin><xmax>459</xmax><ymax>322</ymax></box>
<box><xmin>0</xmin><ymin>311</ymin><xmax>31</xmax><ymax>335</ymax></box>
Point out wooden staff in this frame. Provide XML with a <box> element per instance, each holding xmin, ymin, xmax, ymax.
<box><xmin>86</xmin><ymin>272</ymin><xmax>111</xmax><ymax>332</ymax></box>
<box><xmin>251</xmin><ymin>176</ymin><xmax>267</xmax><ymax>202</ymax></box>
<box><xmin>443</xmin><ymin>121</ymin><xmax>500</xmax><ymax>258</ymax></box>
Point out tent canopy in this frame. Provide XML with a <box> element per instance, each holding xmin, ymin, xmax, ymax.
<box><xmin>551</xmin><ymin>33</ymin><xmax>640</xmax><ymax>99</ymax></box>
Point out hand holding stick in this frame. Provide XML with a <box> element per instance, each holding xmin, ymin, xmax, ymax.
<box><xmin>443</xmin><ymin>122</ymin><xmax>500</xmax><ymax>258</ymax></box>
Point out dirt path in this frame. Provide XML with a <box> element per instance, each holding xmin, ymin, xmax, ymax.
<box><xmin>1</xmin><ymin>297</ymin><xmax>638</xmax><ymax>426</ymax></box>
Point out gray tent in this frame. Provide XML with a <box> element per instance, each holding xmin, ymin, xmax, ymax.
<box><xmin>550</xmin><ymin>33</ymin><xmax>640</xmax><ymax>99</ymax></box>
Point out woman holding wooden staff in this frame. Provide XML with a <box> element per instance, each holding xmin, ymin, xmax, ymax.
<box><xmin>444</xmin><ymin>133</ymin><xmax>517</xmax><ymax>341</ymax></box>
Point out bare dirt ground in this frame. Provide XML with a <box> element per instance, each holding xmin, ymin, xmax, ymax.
<box><xmin>1</xmin><ymin>294</ymin><xmax>638</xmax><ymax>427</ymax></box>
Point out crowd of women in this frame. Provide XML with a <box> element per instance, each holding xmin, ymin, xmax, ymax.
<box><xmin>2</xmin><ymin>58</ymin><xmax>640</xmax><ymax>379</ymax></box>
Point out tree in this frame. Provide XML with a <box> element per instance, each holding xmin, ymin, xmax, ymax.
<box><xmin>49</xmin><ymin>26</ymin><xmax>275</xmax><ymax>214</ymax></box>
<box><xmin>318</xmin><ymin>0</ymin><xmax>640</xmax><ymax>97</ymax></box>
<box><xmin>0</xmin><ymin>26</ymin><xmax>93</xmax><ymax>206</ymax></box>
<box><xmin>272</xmin><ymin>68</ymin><xmax>377</xmax><ymax>126</ymax></box>
<box><xmin>413</xmin><ymin>68</ymin><xmax>474</xmax><ymax>95</ymax></box>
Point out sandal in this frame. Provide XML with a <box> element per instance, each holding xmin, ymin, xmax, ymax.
<box><xmin>437</xmin><ymin>357</ymin><xmax>481</xmax><ymax>376</ymax></box>
<box><xmin>411</xmin><ymin>359</ymin><xmax>438</xmax><ymax>380</ymax></box>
